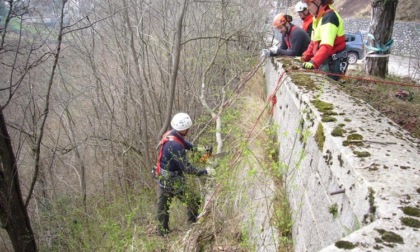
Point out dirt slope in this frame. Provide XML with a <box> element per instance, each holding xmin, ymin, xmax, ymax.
<box><xmin>333</xmin><ymin>0</ymin><xmax>420</xmax><ymax>22</ymax></box>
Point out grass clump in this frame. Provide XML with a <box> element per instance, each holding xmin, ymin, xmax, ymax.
<box><xmin>401</xmin><ymin>217</ymin><xmax>420</xmax><ymax>228</ymax></box>
<box><xmin>328</xmin><ymin>203</ymin><xmax>338</xmax><ymax>218</ymax></box>
<box><xmin>376</xmin><ymin>229</ymin><xmax>404</xmax><ymax>244</ymax></box>
<box><xmin>332</xmin><ymin>126</ymin><xmax>346</xmax><ymax>137</ymax></box>
<box><xmin>343</xmin><ymin>133</ymin><xmax>364</xmax><ymax>146</ymax></box>
<box><xmin>353</xmin><ymin>151</ymin><xmax>371</xmax><ymax>158</ymax></box>
<box><xmin>401</xmin><ymin>206</ymin><xmax>420</xmax><ymax>217</ymax></box>
<box><xmin>335</xmin><ymin>240</ymin><xmax>356</xmax><ymax>249</ymax></box>
<box><xmin>322</xmin><ymin>116</ymin><xmax>337</xmax><ymax>122</ymax></box>
<box><xmin>312</xmin><ymin>99</ymin><xmax>334</xmax><ymax>113</ymax></box>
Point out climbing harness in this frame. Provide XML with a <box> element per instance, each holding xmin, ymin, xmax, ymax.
<box><xmin>154</xmin><ymin>131</ymin><xmax>185</xmax><ymax>178</ymax></box>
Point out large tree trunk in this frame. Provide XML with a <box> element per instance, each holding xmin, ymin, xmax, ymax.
<box><xmin>0</xmin><ymin>111</ymin><xmax>37</xmax><ymax>251</ymax></box>
<box><xmin>365</xmin><ymin>0</ymin><xmax>398</xmax><ymax>78</ymax></box>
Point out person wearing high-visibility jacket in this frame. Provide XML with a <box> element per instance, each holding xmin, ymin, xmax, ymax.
<box><xmin>299</xmin><ymin>0</ymin><xmax>348</xmax><ymax>80</ymax></box>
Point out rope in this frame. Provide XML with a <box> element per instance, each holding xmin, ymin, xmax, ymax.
<box><xmin>247</xmin><ymin>71</ymin><xmax>286</xmax><ymax>140</ymax></box>
<box><xmin>364</xmin><ymin>33</ymin><xmax>394</xmax><ymax>58</ymax></box>
<box><xmin>270</xmin><ymin>95</ymin><xmax>277</xmax><ymax>115</ymax></box>
<box><xmin>294</xmin><ymin>68</ymin><xmax>420</xmax><ymax>88</ymax></box>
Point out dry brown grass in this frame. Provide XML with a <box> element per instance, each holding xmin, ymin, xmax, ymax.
<box><xmin>343</xmin><ymin>68</ymin><xmax>420</xmax><ymax>138</ymax></box>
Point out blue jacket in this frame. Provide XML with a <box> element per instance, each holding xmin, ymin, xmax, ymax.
<box><xmin>159</xmin><ymin>130</ymin><xmax>198</xmax><ymax>175</ymax></box>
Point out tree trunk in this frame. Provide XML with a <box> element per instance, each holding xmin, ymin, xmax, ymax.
<box><xmin>365</xmin><ymin>0</ymin><xmax>398</xmax><ymax>78</ymax></box>
<box><xmin>0</xmin><ymin>111</ymin><xmax>37</xmax><ymax>251</ymax></box>
<box><xmin>157</xmin><ymin>0</ymin><xmax>188</xmax><ymax>140</ymax></box>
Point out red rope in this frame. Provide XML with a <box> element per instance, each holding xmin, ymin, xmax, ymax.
<box><xmin>270</xmin><ymin>95</ymin><xmax>277</xmax><ymax>115</ymax></box>
<box><xmin>247</xmin><ymin>71</ymin><xmax>286</xmax><ymax>139</ymax></box>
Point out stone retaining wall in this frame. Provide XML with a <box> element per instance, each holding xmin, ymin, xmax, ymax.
<box><xmin>264</xmin><ymin>58</ymin><xmax>420</xmax><ymax>251</ymax></box>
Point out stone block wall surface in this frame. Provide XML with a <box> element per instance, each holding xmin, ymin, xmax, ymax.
<box><xmin>264</xmin><ymin>58</ymin><xmax>420</xmax><ymax>251</ymax></box>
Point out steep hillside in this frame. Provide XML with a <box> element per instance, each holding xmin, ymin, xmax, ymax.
<box><xmin>333</xmin><ymin>0</ymin><xmax>420</xmax><ymax>22</ymax></box>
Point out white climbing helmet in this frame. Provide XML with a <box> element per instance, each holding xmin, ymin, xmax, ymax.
<box><xmin>171</xmin><ymin>113</ymin><xmax>193</xmax><ymax>131</ymax></box>
<box><xmin>295</xmin><ymin>1</ymin><xmax>308</xmax><ymax>12</ymax></box>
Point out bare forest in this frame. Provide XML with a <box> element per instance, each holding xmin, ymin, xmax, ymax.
<box><xmin>1</xmin><ymin>0</ymin><xmax>416</xmax><ymax>250</ymax></box>
<box><xmin>0</xmin><ymin>0</ymin><xmax>271</xmax><ymax>250</ymax></box>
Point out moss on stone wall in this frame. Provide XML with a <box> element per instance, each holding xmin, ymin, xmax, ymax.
<box><xmin>315</xmin><ymin>124</ymin><xmax>325</xmax><ymax>151</ymax></box>
<box><xmin>335</xmin><ymin>240</ymin><xmax>356</xmax><ymax>249</ymax></box>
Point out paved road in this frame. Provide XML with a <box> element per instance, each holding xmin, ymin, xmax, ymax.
<box><xmin>388</xmin><ymin>55</ymin><xmax>420</xmax><ymax>81</ymax></box>
<box><xmin>351</xmin><ymin>55</ymin><xmax>420</xmax><ymax>82</ymax></box>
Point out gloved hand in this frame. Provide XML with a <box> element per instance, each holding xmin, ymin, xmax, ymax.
<box><xmin>294</xmin><ymin>56</ymin><xmax>302</xmax><ymax>62</ymax></box>
<box><xmin>196</xmin><ymin>169</ymin><xmax>208</xmax><ymax>176</ymax></box>
<box><xmin>207</xmin><ymin>168</ymin><xmax>216</xmax><ymax>176</ymax></box>
<box><xmin>269</xmin><ymin>45</ymin><xmax>278</xmax><ymax>54</ymax></box>
<box><xmin>302</xmin><ymin>61</ymin><xmax>315</xmax><ymax>69</ymax></box>
<box><xmin>260</xmin><ymin>49</ymin><xmax>270</xmax><ymax>58</ymax></box>
<box><xmin>204</xmin><ymin>145</ymin><xmax>213</xmax><ymax>154</ymax></box>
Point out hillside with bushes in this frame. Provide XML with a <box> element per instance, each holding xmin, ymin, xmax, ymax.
<box><xmin>334</xmin><ymin>0</ymin><xmax>419</xmax><ymax>22</ymax></box>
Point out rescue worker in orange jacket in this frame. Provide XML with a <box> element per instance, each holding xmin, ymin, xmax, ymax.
<box><xmin>295</xmin><ymin>1</ymin><xmax>313</xmax><ymax>37</ymax></box>
<box><xmin>262</xmin><ymin>13</ymin><xmax>310</xmax><ymax>58</ymax></box>
<box><xmin>298</xmin><ymin>0</ymin><xmax>348</xmax><ymax>80</ymax></box>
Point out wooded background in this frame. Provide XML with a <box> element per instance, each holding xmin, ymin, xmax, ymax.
<box><xmin>0</xmin><ymin>0</ymin><xmax>409</xmax><ymax>250</ymax></box>
<box><xmin>0</xmin><ymin>0</ymin><xmax>269</xmax><ymax>250</ymax></box>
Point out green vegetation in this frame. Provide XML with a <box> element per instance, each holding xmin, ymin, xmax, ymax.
<box><xmin>342</xmin><ymin>67</ymin><xmax>420</xmax><ymax>138</ymax></box>
<box><xmin>291</xmin><ymin>73</ymin><xmax>318</xmax><ymax>91</ymax></box>
<box><xmin>401</xmin><ymin>217</ymin><xmax>420</xmax><ymax>228</ymax></box>
<box><xmin>315</xmin><ymin>124</ymin><xmax>325</xmax><ymax>151</ymax></box>
<box><xmin>335</xmin><ymin>240</ymin><xmax>356</xmax><ymax>249</ymax></box>
<box><xmin>353</xmin><ymin>151</ymin><xmax>371</xmax><ymax>158</ymax></box>
<box><xmin>376</xmin><ymin>229</ymin><xmax>404</xmax><ymax>244</ymax></box>
<box><xmin>332</xmin><ymin>126</ymin><xmax>346</xmax><ymax>137</ymax></box>
<box><xmin>401</xmin><ymin>206</ymin><xmax>420</xmax><ymax>217</ymax></box>
<box><xmin>322</xmin><ymin>116</ymin><xmax>337</xmax><ymax>122</ymax></box>
<box><xmin>312</xmin><ymin>99</ymin><xmax>334</xmax><ymax>112</ymax></box>
<box><xmin>343</xmin><ymin>133</ymin><xmax>364</xmax><ymax>146</ymax></box>
<box><xmin>328</xmin><ymin>203</ymin><xmax>339</xmax><ymax>218</ymax></box>
<box><xmin>363</xmin><ymin>187</ymin><xmax>376</xmax><ymax>224</ymax></box>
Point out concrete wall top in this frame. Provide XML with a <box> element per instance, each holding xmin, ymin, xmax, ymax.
<box><xmin>264</xmin><ymin>57</ymin><xmax>420</xmax><ymax>251</ymax></box>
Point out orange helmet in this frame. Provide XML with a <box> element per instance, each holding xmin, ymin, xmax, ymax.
<box><xmin>272</xmin><ymin>13</ymin><xmax>292</xmax><ymax>28</ymax></box>
<box><xmin>303</xmin><ymin>0</ymin><xmax>334</xmax><ymax>4</ymax></box>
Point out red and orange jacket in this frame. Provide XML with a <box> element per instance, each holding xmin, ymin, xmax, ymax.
<box><xmin>302</xmin><ymin>14</ymin><xmax>313</xmax><ymax>37</ymax></box>
<box><xmin>301</xmin><ymin>5</ymin><xmax>346</xmax><ymax>68</ymax></box>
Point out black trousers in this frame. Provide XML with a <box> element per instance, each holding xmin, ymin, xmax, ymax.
<box><xmin>156</xmin><ymin>183</ymin><xmax>200</xmax><ymax>234</ymax></box>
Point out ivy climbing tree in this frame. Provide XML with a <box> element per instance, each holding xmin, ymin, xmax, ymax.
<box><xmin>365</xmin><ymin>0</ymin><xmax>399</xmax><ymax>78</ymax></box>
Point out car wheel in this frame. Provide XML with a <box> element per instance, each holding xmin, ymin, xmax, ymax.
<box><xmin>347</xmin><ymin>52</ymin><xmax>358</xmax><ymax>64</ymax></box>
